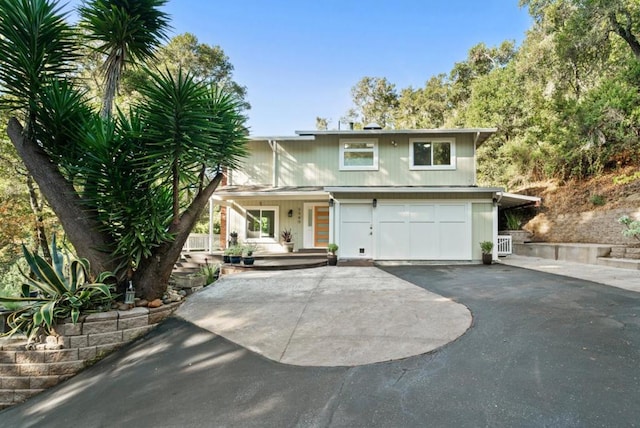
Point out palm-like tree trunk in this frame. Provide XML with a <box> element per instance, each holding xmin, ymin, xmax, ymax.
<box><xmin>7</xmin><ymin>118</ymin><xmax>117</xmax><ymax>276</ymax></box>
<box><xmin>100</xmin><ymin>49</ymin><xmax>124</xmax><ymax>119</ymax></box>
<box><xmin>133</xmin><ymin>172</ymin><xmax>224</xmax><ymax>299</ymax></box>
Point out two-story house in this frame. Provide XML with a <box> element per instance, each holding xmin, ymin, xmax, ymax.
<box><xmin>213</xmin><ymin>126</ymin><xmax>538</xmax><ymax>261</ymax></box>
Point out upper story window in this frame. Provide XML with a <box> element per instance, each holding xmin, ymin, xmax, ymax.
<box><xmin>409</xmin><ymin>138</ymin><xmax>456</xmax><ymax>170</ymax></box>
<box><xmin>339</xmin><ymin>139</ymin><xmax>378</xmax><ymax>171</ymax></box>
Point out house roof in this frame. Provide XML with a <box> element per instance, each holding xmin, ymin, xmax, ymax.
<box><xmin>212</xmin><ymin>186</ymin><xmax>541</xmax><ymax>208</ymax></box>
<box><xmin>249</xmin><ymin>128</ymin><xmax>498</xmax><ymax>146</ymax></box>
<box><xmin>297</xmin><ymin>128</ymin><xmax>498</xmax><ymax>146</ymax></box>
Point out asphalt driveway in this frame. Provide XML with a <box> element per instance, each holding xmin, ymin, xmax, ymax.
<box><xmin>2</xmin><ymin>264</ymin><xmax>640</xmax><ymax>427</ymax></box>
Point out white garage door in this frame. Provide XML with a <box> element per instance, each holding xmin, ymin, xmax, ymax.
<box><xmin>340</xmin><ymin>203</ymin><xmax>373</xmax><ymax>258</ymax></box>
<box><xmin>376</xmin><ymin>203</ymin><xmax>471</xmax><ymax>260</ymax></box>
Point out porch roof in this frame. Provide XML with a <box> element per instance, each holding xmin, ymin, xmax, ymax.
<box><xmin>324</xmin><ymin>185</ymin><xmax>503</xmax><ymax>194</ymax></box>
<box><xmin>213</xmin><ymin>185</ymin><xmax>329</xmax><ymax>200</ymax></box>
<box><xmin>212</xmin><ymin>185</ymin><xmax>541</xmax><ymax>208</ymax></box>
<box><xmin>496</xmin><ymin>191</ymin><xmax>541</xmax><ymax>209</ymax></box>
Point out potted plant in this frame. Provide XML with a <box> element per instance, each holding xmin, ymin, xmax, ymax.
<box><xmin>480</xmin><ymin>241</ymin><xmax>493</xmax><ymax>265</ymax></box>
<box><xmin>229</xmin><ymin>245</ymin><xmax>243</xmax><ymax>264</ymax></box>
<box><xmin>243</xmin><ymin>244</ymin><xmax>257</xmax><ymax>265</ymax></box>
<box><xmin>281</xmin><ymin>229</ymin><xmax>294</xmax><ymax>252</ymax></box>
<box><xmin>327</xmin><ymin>243</ymin><xmax>338</xmax><ymax>266</ymax></box>
<box><xmin>223</xmin><ymin>247</ymin><xmax>233</xmax><ymax>263</ymax></box>
<box><xmin>229</xmin><ymin>230</ymin><xmax>238</xmax><ymax>247</ymax></box>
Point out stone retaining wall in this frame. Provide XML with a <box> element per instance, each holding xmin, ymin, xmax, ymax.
<box><xmin>0</xmin><ymin>302</ymin><xmax>181</xmax><ymax>410</ymax></box>
<box><xmin>527</xmin><ymin>207</ymin><xmax>640</xmax><ymax>244</ymax></box>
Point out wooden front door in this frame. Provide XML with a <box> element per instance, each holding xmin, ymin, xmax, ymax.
<box><xmin>313</xmin><ymin>205</ymin><xmax>330</xmax><ymax>248</ymax></box>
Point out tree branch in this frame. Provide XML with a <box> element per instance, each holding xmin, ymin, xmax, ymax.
<box><xmin>609</xmin><ymin>11</ymin><xmax>640</xmax><ymax>61</ymax></box>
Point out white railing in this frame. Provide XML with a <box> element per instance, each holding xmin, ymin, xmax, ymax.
<box><xmin>183</xmin><ymin>233</ymin><xmax>212</xmax><ymax>252</ymax></box>
<box><xmin>497</xmin><ymin>235</ymin><xmax>512</xmax><ymax>256</ymax></box>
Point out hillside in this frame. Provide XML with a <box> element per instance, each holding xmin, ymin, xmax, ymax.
<box><xmin>518</xmin><ymin>167</ymin><xmax>640</xmax><ymax>245</ymax></box>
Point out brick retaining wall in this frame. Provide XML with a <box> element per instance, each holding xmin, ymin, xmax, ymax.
<box><xmin>0</xmin><ymin>302</ymin><xmax>181</xmax><ymax>410</ymax></box>
<box><xmin>527</xmin><ymin>207</ymin><xmax>640</xmax><ymax>244</ymax></box>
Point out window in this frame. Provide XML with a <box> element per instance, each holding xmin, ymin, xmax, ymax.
<box><xmin>246</xmin><ymin>207</ymin><xmax>278</xmax><ymax>240</ymax></box>
<box><xmin>339</xmin><ymin>139</ymin><xmax>378</xmax><ymax>170</ymax></box>
<box><xmin>409</xmin><ymin>138</ymin><xmax>456</xmax><ymax>170</ymax></box>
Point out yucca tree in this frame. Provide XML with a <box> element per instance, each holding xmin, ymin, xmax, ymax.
<box><xmin>78</xmin><ymin>67</ymin><xmax>247</xmax><ymax>297</ymax></box>
<box><xmin>1</xmin><ymin>0</ymin><xmax>248</xmax><ymax>300</ymax></box>
<box><xmin>0</xmin><ymin>0</ymin><xmax>115</xmax><ymax>274</ymax></box>
<box><xmin>79</xmin><ymin>0</ymin><xmax>170</xmax><ymax>118</ymax></box>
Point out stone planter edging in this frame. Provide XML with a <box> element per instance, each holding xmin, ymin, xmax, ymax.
<box><xmin>0</xmin><ymin>301</ymin><xmax>181</xmax><ymax>410</ymax></box>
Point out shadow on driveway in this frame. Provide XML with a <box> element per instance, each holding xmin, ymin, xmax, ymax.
<box><xmin>2</xmin><ymin>264</ymin><xmax>639</xmax><ymax>427</ymax></box>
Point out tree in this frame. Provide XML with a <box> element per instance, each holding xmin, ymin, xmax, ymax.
<box><xmin>315</xmin><ymin>117</ymin><xmax>329</xmax><ymax>130</ymax></box>
<box><xmin>394</xmin><ymin>75</ymin><xmax>449</xmax><ymax>129</ymax></box>
<box><xmin>346</xmin><ymin>77</ymin><xmax>399</xmax><ymax>128</ymax></box>
<box><xmin>150</xmin><ymin>33</ymin><xmax>249</xmax><ymax>110</ymax></box>
<box><xmin>0</xmin><ymin>0</ymin><xmax>248</xmax><ymax>299</ymax></box>
<box><xmin>79</xmin><ymin>0</ymin><xmax>170</xmax><ymax>118</ymax></box>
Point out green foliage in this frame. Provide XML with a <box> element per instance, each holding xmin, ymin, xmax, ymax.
<box><xmin>504</xmin><ymin>212</ymin><xmax>522</xmax><ymax>230</ymax></box>
<box><xmin>613</xmin><ymin>171</ymin><xmax>640</xmax><ymax>185</ymax></box>
<box><xmin>480</xmin><ymin>241</ymin><xmax>494</xmax><ymax>254</ymax></box>
<box><xmin>0</xmin><ymin>235</ymin><xmax>115</xmax><ymax>341</ymax></box>
<box><xmin>618</xmin><ymin>215</ymin><xmax>640</xmax><ymax>242</ymax></box>
<box><xmin>227</xmin><ymin>245</ymin><xmax>243</xmax><ymax>256</ymax></box>
<box><xmin>589</xmin><ymin>194</ymin><xmax>606</xmax><ymax>206</ymax></box>
<box><xmin>0</xmin><ymin>258</ymin><xmax>28</xmax><ymax>299</ymax></box>
<box><xmin>327</xmin><ymin>243</ymin><xmax>338</xmax><ymax>255</ymax></box>
<box><xmin>79</xmin><ymin>0</ymin><xmax>170</xmax><ymax>117</ymax></box>
<box><xmin>200</xmin><ymin>258</ymin><xmax>218</xmax><ymax>285</ymax></box>
<box><xmin>345</xmin><ymin>77</ymin><xmax>399</xmax><ymax>128</ymax></box>
<box><xmin>0</xmin><ymin>0</ymin><xmax>78</xmax><ymax>118</ymax></box>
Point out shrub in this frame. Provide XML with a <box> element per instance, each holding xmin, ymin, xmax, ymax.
<box><xmin>504</xmin><ymin>212</ymin><xmax>522</xmax><ymax>230</ymax></box>
<box><xmin>618</xmin><ymin>216</ymin><xmax>640</xmax><ymax>243</ymax></box>
<box><xmin>589</xmin><ymin>194</ymin><xmax>606</xmax><ymax>206</ymax></box>
<box><xmin>480</xmin><ymin>241</ymin><xmax>494</xmax><ymax>254</ymax></box>
<box><xmin>0</xmin><ymin>236</ymin><xmax>115</xmax><ymax>342</ymax></box>
<box><xmin>327</xmin><ymin>243</ymin><xmax>338</xmax><ymax>255</ymax></box>
<box><xmin>200</xmin><ymin>259</ymin><xmax>218</xmax><ymax>285</ymax></box>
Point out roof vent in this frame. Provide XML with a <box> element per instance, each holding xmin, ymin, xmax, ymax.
<box><xmin>363</xmin><ymin>122</ymin><xmax>382</xmax><ymax>130</ymax></box>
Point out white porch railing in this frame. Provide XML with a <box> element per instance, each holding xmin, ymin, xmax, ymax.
<box><xmin>183</xmin><ymin>233</ymin><xmax>216</xmax><ymax>252</ymax></box>
<box><xmin>497</xmin><ymin>235</ymin><xmax>512</xmax><ymax>256</ymax></box>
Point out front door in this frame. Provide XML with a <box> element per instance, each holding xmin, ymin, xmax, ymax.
<box><xmin>303</xmin><ymin>203</ymin><xmax>329</xmax><ymax>248</ymax></box>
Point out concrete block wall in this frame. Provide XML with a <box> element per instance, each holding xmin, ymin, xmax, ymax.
<box><xmin>527</xmin><ymin>208</ymin><xmax>640</xmax><ymax>245</ymax></box>
<box><xmin>0</xmin><ymin>302</ymin><xmax>181</xmax><ymax>410</ymax></box>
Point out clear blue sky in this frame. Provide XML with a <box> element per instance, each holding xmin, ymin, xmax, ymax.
<box><xmin>64</xmin><ymin>0</ymin><xmax>532</xmax><ymax>136</ymax></box>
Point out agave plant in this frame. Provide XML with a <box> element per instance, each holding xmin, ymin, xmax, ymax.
<box><xmin>0</xmin><ymin>236</ymin><xmax>115</xmax><ymax>342</ymax></box>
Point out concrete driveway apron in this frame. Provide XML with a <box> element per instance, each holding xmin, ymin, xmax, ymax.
<box><xmin>175</xmin><ymin>266</ymin><xmax>472</xmax><ymax>366</ymax></box>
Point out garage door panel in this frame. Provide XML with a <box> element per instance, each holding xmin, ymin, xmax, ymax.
<box><xmin>409</xmin><ymin>223</ymin><xmax>438</xmax><ymax>258</ymax></box>
<box><xmin>410</xmin><ymin>204</ymin><xmax>436</xmax><ymax>222</ymax></box>
<box><xmin>439</xmin><ymin>223</ymin><xmax>469</xmax><ymax>259</ymax></box>
<box><xmin>378</xmin><ymin>204</ymin><xmax>408</xmax><ymax>222</ymax></box>
<box><xmin>342</xmin><ymin>204</ymin><xmax>371</xmax><ymax>222</ymax></box>
<box><xmin>378</xmin><ymin>223</ymin><xmax>408</xmax><ymax>259</ymax></box>
<box><xmin>340</xmin><ymin>204</ymin><xmax>372</xmax><ymax>258</ymax></box>
<box><xmin>373</xmin><ymin>202</ymin><xmax>470</xmax><ymax>261</ymax></box>
<box><xmin>438</xmin><ymin>204</ymin><xmax>467</xmax><ymax>223</ymax></box>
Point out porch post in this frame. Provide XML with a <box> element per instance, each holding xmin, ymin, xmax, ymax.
<box><xmin>493</xmin><ymin>201</ymin><xmax>498</xmax><ymax>260</ymax></box>
<box><xmin>208</xmin><ymin>197</ymin><xmax>214</xmax><ymax>253</ymax></box>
